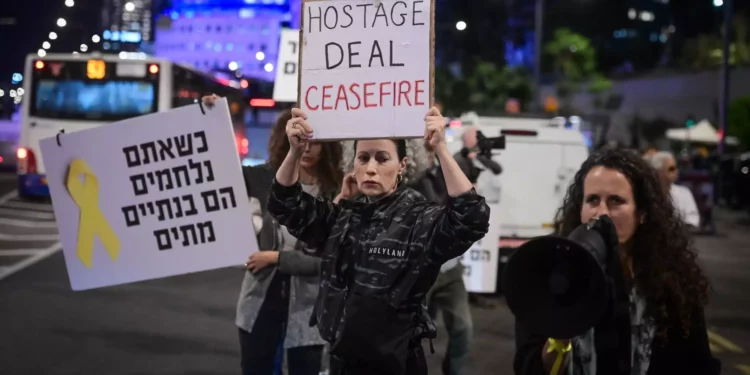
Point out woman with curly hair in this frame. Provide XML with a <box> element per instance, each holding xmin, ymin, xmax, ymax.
<box><xmin>514</xmin><ymin>148</ymin><xmax>720</xmax><ymax>375</ymax></box>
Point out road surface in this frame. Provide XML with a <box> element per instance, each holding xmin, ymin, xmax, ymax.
<box><xmin>0</xmin><ymin>175</ymin><xmax>749</xmax><ymax>374</ymax></box>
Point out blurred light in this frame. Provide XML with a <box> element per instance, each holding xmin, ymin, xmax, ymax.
<box><xmin>240</xmin><ymin>79</ymin><xmax>249</xmax><ymax>89</ymax></box>
<box><xmin>17</xmin><ymin>148</ymin><xmax>27</xmax><ymax>160</ymax></box>
<box><xmin>16</xmin><ymin>88</ymin><xmax>24</xmax><ymax>96</ymax></box>
<box><xmin>42</xmin><ymin>41</ymin><xmax>51</xmax><ymax>49</ymax></box>
<box><xmin>714</xmin><ymin>0</ymin><xmax>723</xmax><ymax>6</ymax></box>
<box><xmin>639</xmin><ymin>11</ymin><xmax>654</xmax><ymax>22</ymax></box>
<box><xmin>456</xmin><ymin>21</ymin><xmax>466</xmax><ymax>31</ymax></box>
<box><xmin>35</xmin><ymin>61</ymin><xmax>45</xmax><ymax>69</ymax></box>
<box><xmin>449</xmin><ymin>120</ymin><xmax>462</xmax><ymax>128</ymax></box>
<box><xmin>72</xmin><ymin>51</ymin><xmax>79</xmax><ymax>55</ymax></box>
<box><xmin>228</xmin><ymin>61</ymin><xmax>239</xmax><ymax>70</ymax></box>
<box><xmin>49</xmin><ymin>32</ymin><xmax>58</xmax><ymax>40</ymax></box>
<box><xmin>256</xmin><ymin>51</ymin><xmax>265</xmax><ymax>60</ymax></box>
<box><xmin>628</xmin><ymin>8</ymin><xmax>636</xmax><ymax>19</ymax></box>
<box><xmin>125</xmin><ymin>2</ymin><xmax>135</xmax><ymax>11</ymax></box>
<box><xmin>92</xmin><ymin>34</ymin><xmax>101</xmax><ymax>43</ymax></box>
<box><xmin>13</xmin><ymin>97</ymin><xmax>21</xmax><ymax>104</ymax></box>
<box><xmin>65</xmin><ymin>0</ymin><xmax>74</xmax><ymax>6</ymax></box>
<box><xmin>264</xmin><ymin>63</ymin><xmax>274</xmax><ymax>72</ymax></box>
<box><xmin>11</xmin><ymin>73</ymin><xmax>22</xmax><ymax>84</ymax></box>
<box><xmin>80</xmin><ymin>44</ymin><xmax>88</xmax><ymax>52</ymax></box>
<box><xmin>57</xmin><ymin>18</ymin><xmax>67</xmax><ymax>27</ymax></box>
<box><xmin>0</xmin><ymin>90</ymin><xmax>4</xmax><ymax>97</ymax></box>
<box><xmin>37</xmin><ymin>49</ymin><xmax>47</xmax><ymax>57</ymax></box>
<box><xmin>250</xmin><ymin>98</ymin><xmax>275</xmax><ymax>107</ymax></box>
<box><xmin>149</xmin><ymin>64</ymin><xmax>159</xmax><ymax>74</ymax></box>
<box><xmin>9</xmin><ymin>90</ymin><xmax>16</xmax><ymax>98</ymax></box>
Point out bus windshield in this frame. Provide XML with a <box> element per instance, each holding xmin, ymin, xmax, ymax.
<box><xmin>29</xmin><ymin>60</ymin><xmax>158</xmax><ymax>121</ymax></box>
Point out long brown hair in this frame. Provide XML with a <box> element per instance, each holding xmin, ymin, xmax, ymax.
<box><xmin>554</xmin><ymin>148</ymin><xmax>710</xmax><ymax>341</ymax></box>
<box><xmin>267</xmin><ymin>109</ymin><xmax>343</xmax><ymax>194</ymax></box>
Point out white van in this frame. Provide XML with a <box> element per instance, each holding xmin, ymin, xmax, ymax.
<box><xmin>445</xmin><ymin>113</ymin><xmax>590</xmax><ymax>292</ymax></box>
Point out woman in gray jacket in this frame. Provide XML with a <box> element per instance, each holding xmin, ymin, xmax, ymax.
<box><xmin>233</xmin><ymin>107</ymin><xmax>343</xmax><ymax>375</ymax></box>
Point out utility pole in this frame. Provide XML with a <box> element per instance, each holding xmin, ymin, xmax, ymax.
<box><xmin>534</xmin><ymin>0</ymin><xmax>544</xmax><ymax>110</ymax></box>
<box><xmin>719</xmin><ymin>0</ymin><xmax>733</xmax><ymax>157</ymax></box>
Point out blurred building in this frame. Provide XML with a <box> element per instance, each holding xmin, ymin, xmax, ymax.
<box><xmin>504</xmin><ymin>0</ymin><xmax>536</xmax><ymax>71</ymax></box>
<box><xmin>153</xmin><ymin>0</ymin><xmax>292</xmax><ymax>81</ymax></box>
<box><xmin>604</xmin><ymin>0</ymin><xmax>673</xmax><ymax>73</ymax></box>
<box><xmin>101</xmin><ymin>0</ymin><xmax>155</xmax><ymax>53</ymax></box>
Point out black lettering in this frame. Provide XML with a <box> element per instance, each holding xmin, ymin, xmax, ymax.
<box><xmin>188</xmin><ymin>158</ymin><xmax>204</xmax><ymax>184</ymax></box>
<box><xmin>389</xmin><ymin>41</ymin><xmax>404</xmax><ymax>67</ymax></box>
<box><xmin>325</xmin><ymin>42</ymin><xmax>344</xmax><ymax>69</ymax></box>
<box><xmin>146</xmin><ymin>172</ymin><xmax>155</xmax><ymax>185</ymax></box>
<box><xmin>179</xmin><ymin>224</ymin><xmax>198</xmax><ymax>246</ymax></box>
<box><xmin>123</xmin><ymin>145</ymin><xmax>141</xmax><ymax>167</ymax></box>
<box><xmin>154</xmin><ymin>229</ymin><xmax>172</xmax><ymax>250</ymax></box>
<box><xmin>412</xmin><ymin>0</ymin><xmax>425</xmax><ymax>25</ymax></box>
<box><xmin>157</xmin><ymin>138</ymin><xmax>176</xmax><ymax>160</ymax></box>
<box><xmin>308</xmin><ymin>5</ymin><xmax>322</xmax><ymax>33</ymax></box>
<box><xmin>341</xmin><ymin>4</ymin><xmax>354</xmax><ymax>28</ymax></box>
<box><xmin>355</xmin><ymin>4</ymin><xmax>372</xmax><ymax>27</ymax></box>
<box><xmin>369</xmin><ymin>41</ymin><xmax>384</xmax><ymax>68</ymax></box>
<box><xmin>147</xmin><ymin>202</ymin><xmax>155</xmax><ymax>215</ymax></box>
<box><xmin>471</xmin><ymin>249</ymin><xmax>480</xmax><ymax>261</ymax></box>
<box><xmin>482</xmin><ymin>250</ymin><xmax>490</xmax><ymax>261</ymax></box>
<box><xmin>391</xmin><ymin>1</ymin><xmax>407</xmax><ymax>26</ymax></box>
<box><xmin>284</xmin><ymin>62</ymin><xmax>297</xmax><ymax>75</ymax></box>
<box><xmin>182</xmin><ymin>194</ymin><xmax>198</xmax><ymax>216</ymax></box>
<box><xmin>174</xmin><ymin>133</ymin><xmax>193</xmax><ymax>157</ymax></box>
<box><xmin>138</xmin><ymin>203</ymin><xmax>147</xmax><ymax>216</ymax></box>
<box><xmin>171</xmin><ymin>227</ymin><xmax>180</xmax><ymax>241</ymax></box>
<box><xmin>139</xmin><ymin>142</ymin><xmax>157</xmax><ymax>164</ymax></box>
<box><xmin>218</xmin><ymin>187</ymin><xmax>237</xmax><ymax>209</ymax></box>
<box><xmin>155</xmin><ymin>199</ymin><xmax>174</xmax><ymax>221</ymax></box>
<box><xmin>372</xmin><ymin>2</ymin><xmax>388</xmax><ymax>27</ymax></box>
<box><xmin>171</xmin><ymin>165</ymin><xmax>190</xmax><ymax>187</ymax></box>
<box><xmin>171</xmin><ymin>196</ymin><xmax>183</xmax><ymax>218</ymax></box>
<box><xmin>196</xmin><ymin>221</ymin><xmax>216</xmax><ymax>243</ymax></box>
<box><xmin>204</xmin><ymin>160</ymin><xmax>215</xmax><ymax>182</ymax></box>
<box><xmin>194</xmin><ymin>131</ymin><xmax>208</xmax><ymax>153</ymax></box>
<box><xmin>348</xmin><ymin>41</ymin><xmax>361</xmax><ymax>68</ymax></box>
<box><xmin>122</xmin><ymin>205</ymin><xmax>139</xmax><ymax>227</ymax></box>
<box><xmin>288</xmin><ymin>40</ymin><xmax>298</xmax><ymax>54</ymax></box>
<box><xmin>130</xmin><ymin>174</ymin><xmax>148</xmax><ymax>196</ymax></box>
<box><xmin>201</xmin><ymin>189</ymin><xmax>221</xmax><ymax>212</ymax></box>
<box><xmin>154</xmin><ymin>168</ymin><xmax>174</xmax><ymax>191</ymax></box>
<box><xmin>464</xmin><ymin>265</ymin><xmax>471</xmax><ymax>277</ymax></box>
<box><xmin>323</xmin><ymin>6</ymin><xmax>338</xmax><ymax>29</ymax></box>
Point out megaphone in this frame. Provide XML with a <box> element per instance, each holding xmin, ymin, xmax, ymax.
<box><xmin>503</xmin><ymin>216</ymin><xmax>619</xmax><ymax>339</ymax></box>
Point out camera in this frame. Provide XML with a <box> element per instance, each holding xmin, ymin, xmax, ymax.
<box><xmin>476</xmin><ymin>131</ymin><xmax>506</xmax><ymax>157</ymax></box>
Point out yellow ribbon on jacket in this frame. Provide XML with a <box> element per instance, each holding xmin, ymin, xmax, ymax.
<box><xmin>66</xmin><ymin>159</ymin><xmax>120</xmax><ymax>268</ymax></box>
<box><xmin>546</xmin><ymin>338</ymin><xmax>572</xmax><ymax>375</ymax></box>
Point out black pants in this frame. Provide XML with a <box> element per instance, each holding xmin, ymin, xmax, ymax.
<box><xmin>239</xmin><ymin>272</ymin><xmax>323</xmax><ymax>375</ymax></box>
<box><xmin>328</xmin><ymin>344</ymin><xmax>428</xmax><ymax>375</ymax></box>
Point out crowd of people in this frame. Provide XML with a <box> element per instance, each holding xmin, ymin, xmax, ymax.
<box><xmin>202</xmin><ymin>95</ymin><xmax>720</xmax><ymax>375</ymax></box>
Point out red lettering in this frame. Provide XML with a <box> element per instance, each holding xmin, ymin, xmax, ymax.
<box><xmin>305</xmin><ymin>86</ymin><xmax>319</xmax><ymax>111</ymax></box>
<box><xmin>321</xmin><ymin>85</ymin><xmax>334</xmax><ymax>110</ymax></box>
<box><xmin>363</xmin><ymin>82</ymin><xmax>376</xmax><ymax>108</ymax></box>
<box><xmin>379</xmin><ymin>82</ymin><xmax>391</xmax><ymax>107</ymax></box>
<box><xmin>414</xmin><ymin>80</ymin><xmax>425</xmax><ymax>106</ymax></box>
<box><xmin>398</xmin><ymin>81</ymin><xmax>412</xmax><ymax>106</ymax></box>
<box><xmin>335</xmin><ymin>85</ymin><xmax>350</xmax><ymax>110</ymax></box>
<box><xmin>392</xmin><ymin>82</ymin><xmax>398</xmax><ymax>106</ymax></box>
<box><xmin>349</xmin><ymin>83</ymin><xmax>361</xmax><ymax>110</ymax></box>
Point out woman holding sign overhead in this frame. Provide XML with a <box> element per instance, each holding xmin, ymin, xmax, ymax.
<box><xmin>267</xmin><ymin>106</ymin><xmax>490</xmax><ymax>375</ymax></box>
<box><xmin>201</xmin><ymin>95</ymin><xmax>344</xmax><ymax>375</ymax></box>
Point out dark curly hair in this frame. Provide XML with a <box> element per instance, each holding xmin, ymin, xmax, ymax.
<box><xmin>268</xmin><ymin>109</ymin><xmax>343</xmax><ymax>195</ymax></box>
<box><xmin>553</xmin><ymin>148</ymin><xmax>709</xmax><ymax>340</ymax></box>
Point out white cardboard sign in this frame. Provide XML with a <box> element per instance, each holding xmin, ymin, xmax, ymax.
<box><xmin>462</xmin><ymin>203</ymin><xmax>501</xmax><ymax>293</ymax></box>
<box><xmin>273</xmin><ymin>28</ymin><xmax>301</xmax><ymax>103</ymax></box>
<box><xmin>40</xmin><ymin>99</ymin><xmax>258</xmax><ymax>291</ymax></box>
<box><xmin>299</xmin><ymin>0</ymin><xmax>434</xmax><ymax>140</ymax></box>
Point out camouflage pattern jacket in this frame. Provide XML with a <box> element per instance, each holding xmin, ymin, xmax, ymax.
<box><xmin>267</xmin><ymin>179</ymin><xmax>490</xmax><ymax>347</ymax></box>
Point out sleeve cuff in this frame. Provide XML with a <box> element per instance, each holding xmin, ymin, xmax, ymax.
<box><xmin>447</xmin><ymin>188</ymin><xmax>479</xmax><ymax>204</ymax></box>
<box><xmin>271</xmin><ymin>178</ymin><xmax>302</xmax><ymax>197</ymax></box>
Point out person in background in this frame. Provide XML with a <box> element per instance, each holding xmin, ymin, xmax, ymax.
<box><xmin>203</xmin><ymin>96</ymin><xmax>344</xmax><ymax>375</ymax></box>
<box><xmin>642</xmin><ymin>146</ymin><xmax>658</xmax><ymax>159</ymax></box>
<box><xmin>269</xmin><ymin>106</ymin><xmax>490</xmax><ymax>375</ymax></box>
<box><xmin>515</xmin><ymin>148</ymin><xmax>719</xmax><ymax>375</ymax></box>
<box><xmin>409</xmin><ymin>140</ymin><xmax>474</xmax><ymax>375</ymax></box>
<box><xmin>647</xmin><ymin>151</ymin><xmax>701</xmax><ymax>228</ymax></box>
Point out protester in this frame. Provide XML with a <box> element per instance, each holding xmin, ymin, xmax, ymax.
<box><xmin>267</xmin><ymin>106</ymin><xmax>490</xmax><ymax>375</ymax></box>
<box><xmin>408</xmin><ymin>142</ymin><xmax>473</xmax><ymax>375</ymax></box>
<box><xmin>514</xmin><ymin>148</ymin><xmax>720</xmax><ymax>375</ymax></box>
<box><xmin>203</xmin><ymin>96</ymin><xmax>344</xmax><ymax>375</ymax></box>
<box><xmin>647</xmin><ymin>151</ymin><xmax>701</xmax><ymax>228</ymax></box>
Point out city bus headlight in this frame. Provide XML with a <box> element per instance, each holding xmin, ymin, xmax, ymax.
<box><xmin>17</xmin><ymin>148</ymin><xmax>27</xmax><ymax>159</ymax></box>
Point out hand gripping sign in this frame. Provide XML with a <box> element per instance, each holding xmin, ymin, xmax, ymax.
<box><xmin>40</xmin><ymin>98</ymin><xmax>258</xmax><ymax>291</ymax></box>
<box><xmin>297</xmin><ymin>0</ymin><xmax>436</xmax><ymax>140</ymax></box>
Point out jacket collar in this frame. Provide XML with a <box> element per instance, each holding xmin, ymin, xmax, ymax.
<box><xmin>338</xmin><ymin>186</ymin><xmax>422</xmax><ymax>213</ymax></box>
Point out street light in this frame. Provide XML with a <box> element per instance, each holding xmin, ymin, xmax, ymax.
<box><xmin>125</xmin><ymin>2</ymin><xmax>135</xmax><ymax>11</ymax></box>
<box><xmin>456</xmin><ymin>21</ymin><xmax>467</xmax><ymax>31</ymax></box>
<box><xmin>38</xmin><ymin>49</ymin><xmax>47</xmax><ymax>57</ymax></box>
<box><xmin>43</xmin><ymin>41</ymin><xmax>51</xmax><ymax>49</ymax></box>
<box><xmin>714</xmin><ymin>0</ymin><xmax>723</xmax><ymax>6</ymax></box>
<box><xmin>65</xmin><ymin>0</ymin><xmax>74</xmax><ymax>6</ymax></box>
<box><xmin>92</xmin><ymin>35</ymin><xmax>101</xmax><ymax>43</ymax></box>
<box><xmin>80</xmin><ymin>44</ymin><xmax>88</xmax><ymax>52</ymax></box>
<box><xmin>57</xmin><ymin>18</ymin><xmax>67</xmax><ymax>27</ymax></box>
<box><xmin>228</xmin><ymin>61</ymin><xmax>239</xmax><ymax>71</ymax></box>
<box><xmin>49</xmin><ymin>32</ymin><xmax>58</xmax><ymax>40</ymax></box>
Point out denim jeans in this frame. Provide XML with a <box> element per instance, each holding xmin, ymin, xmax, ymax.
<box><xmin>426</xmin><ymin>264</ymin><xmax>473</xmax><ymax>375</ymax></box>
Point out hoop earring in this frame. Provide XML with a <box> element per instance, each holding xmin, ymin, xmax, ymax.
<box><xmin>396</xmin><ymin>174</ymin><xmax>403</xmax><ymax>185</ymax></box>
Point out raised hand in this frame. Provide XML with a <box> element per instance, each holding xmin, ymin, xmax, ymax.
<box><xmin>286</xmin><ymin>108</ymin><xmax>314</xmax><ymax>152</ymax></box>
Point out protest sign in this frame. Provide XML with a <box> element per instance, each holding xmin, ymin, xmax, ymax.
<box><xmin>39</xmin><ymin>99</ymin><xmax>258</xmax><ymax>291</ymax></box>
<box><xmin>273</xmin><ymin>28</ymin><xmax>302</xmax><ymax>103</ymax></box>
<box><xmin>462</xmin><ymin>203</ymin><xmax>500</xmax><ymax>293</ymax></box>
<box><xmin>298</xmin><ymin>0</ymin><xmax>435</xmax><ymax>140</ymax></box>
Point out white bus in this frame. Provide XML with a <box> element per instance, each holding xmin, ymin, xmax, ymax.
<box><xmin>18</xmin><ymin>53</ymin><xmax>251</xmax><ymax>199</ymax></box>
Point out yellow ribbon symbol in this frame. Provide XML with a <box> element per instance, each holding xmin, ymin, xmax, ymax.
<box><xmin>546</xmin><ymin>338</ymin><xmax>572</xmax><ymax>375</ymax></box>
<box><xmin>66</xmin><ymin>159</ymin><xmax>120</xmax><ymax>268</ymax></box>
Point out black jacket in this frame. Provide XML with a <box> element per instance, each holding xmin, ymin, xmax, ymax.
<box><xmin>267</xmin><ymin>180</ymin><xmax>490</xmax><ymax>372</ymax></box>
<box><xmin>514</xmin><ymin>307</ymin><xmax>721</xmax><ymax>375</ymax></box>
